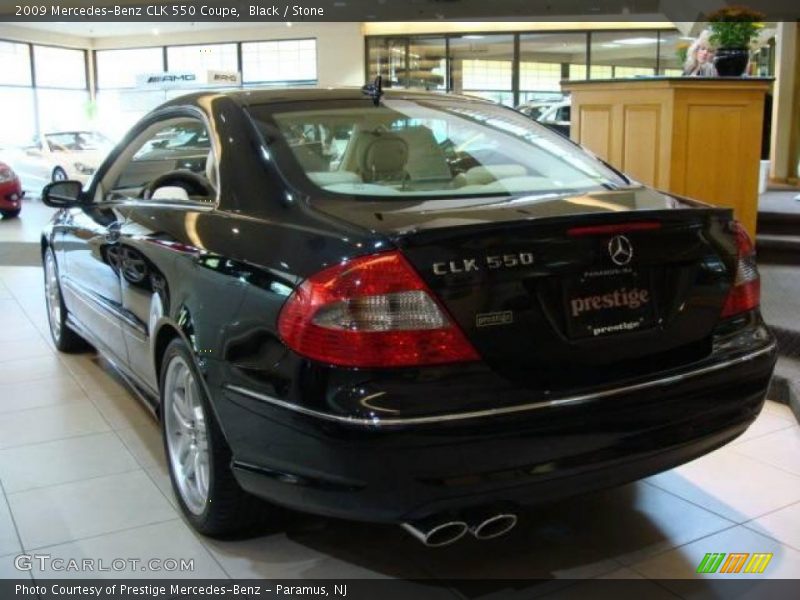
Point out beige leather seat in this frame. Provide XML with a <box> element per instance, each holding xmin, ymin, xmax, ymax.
<box><xmin>394</xmin><ymin>126</ymin><xmax>451</xmax><ymax>181</ymax></box>
<box><xmin>356</xmin><ymin>132</ymin><xmax>409</xmax><ymax>183</ymax></box>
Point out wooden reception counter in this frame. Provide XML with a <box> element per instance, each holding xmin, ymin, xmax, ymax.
<box><xmin>561</xmin><ymin>77</ymin><xmax>773</xmax><ymax>236</ymax></box>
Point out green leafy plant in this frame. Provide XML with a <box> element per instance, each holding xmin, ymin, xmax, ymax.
<box><xmin>706</xmin><ymin>5</ymin><xmax>765</xmax><ymax>49</ymax></box>
<box><xmin>676</xmin><ymin>41</ymin><xmax>690</xmax><ymax>65</ymax></box>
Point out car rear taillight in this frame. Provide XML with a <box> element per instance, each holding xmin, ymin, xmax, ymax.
<box><xmin>278</xmin><ymin>251</ymin><xmax>480</xmax><ymax>368</ymax></box>
<box><xmin>721</xmin><ymin>222</ymin><xmax>760</xmax><ymax>318</ymax></box>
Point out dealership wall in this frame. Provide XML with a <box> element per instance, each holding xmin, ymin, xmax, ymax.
<box><xmin>771</xmin><ymin>22</ymin><xmax>799</xmax><ymax>182</ymax></box>
<box><xmin>1</xmin><ymin>19</ymin><xmax>797</xmax><ymax>181</ymax></box>
<box><xmin>0</xmin><ymin>22</ymin><xmax>364</xmax><ymax>88</ymax></box>
<box><xmin>0</xmin><ymin>22</ymin><xmax>364</xmax><ymax>144</ymax></box>
<box><xmin>89</xmin><ymin>22</ymin><xmax>365</xmax><ymax>88</ymax></box>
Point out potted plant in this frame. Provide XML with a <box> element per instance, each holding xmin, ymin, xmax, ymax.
<box><xmin>675</xmin><ymin>41</ymin><xmax>690</xmax><ymax>67</ymax></box>
<box><xmin>706</xmin><ymin>5</ymin><xmax>766</xmax><ymax>76</ymax></box>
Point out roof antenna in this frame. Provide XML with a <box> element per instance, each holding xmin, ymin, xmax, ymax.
<box><xmin>361</xmin><ymin>75</ymin><xmax>383</xmax><ymax>107</ymax></box>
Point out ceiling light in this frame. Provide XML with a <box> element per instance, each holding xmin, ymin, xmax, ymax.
<box><xmin>464</xmin><ymin>35</ymin><xmax>485</xmax><ymax>40</ymax></box>
<box><xmin>151</xmin><ymin>28</ymin><xmax>159</xmax><ymax>35</ymax></box>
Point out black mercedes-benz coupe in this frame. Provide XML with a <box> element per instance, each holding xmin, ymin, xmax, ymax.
<box><xmin>41</xmin><ymin>88</ymin><xmax>776</xmax><ymax>547</ymax></box>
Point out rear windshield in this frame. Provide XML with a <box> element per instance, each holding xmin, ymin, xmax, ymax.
<box><xmin>248</xmin><ymin>97</ymin><xmax>626</xmax><ymax>199</ymax></box>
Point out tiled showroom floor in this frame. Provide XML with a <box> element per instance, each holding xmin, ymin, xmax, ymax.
<box><xmin>1</xmin><ymin>203</ymin><xmax>800</xmax><ymax>596</ymax></box>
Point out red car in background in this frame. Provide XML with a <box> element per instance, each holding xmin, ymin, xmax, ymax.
<box><xmin>0</xmin><ymin>161</ymin><xmax>24</xmax><ymax>219</ymax></box>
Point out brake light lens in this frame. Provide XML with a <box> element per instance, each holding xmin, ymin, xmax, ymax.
<box><xmin>567</xmin><ymin>221</ymin><xmax>662</xmax><ymax>236</ymax></box>
<box><xmin>721</xmin><ymin>222</ymin><xmax>760</xmax><ymax>318</ymax></box>
<box><xmin>278</xmin><ymin>251</ymin><xmax>480</xmax><ymax>368</ymax></box>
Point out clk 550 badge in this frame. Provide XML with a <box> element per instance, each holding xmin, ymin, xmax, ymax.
<box><xmin>433</xmin><ymin>253</ymin><xmax>534</xmax><ymax>275</ymax></box>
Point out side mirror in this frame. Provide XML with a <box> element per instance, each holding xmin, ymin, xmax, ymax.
<box><xmin>41</xmin><ymin>180</ymin><xmax>86</xmax><ymax>208</ymax></box>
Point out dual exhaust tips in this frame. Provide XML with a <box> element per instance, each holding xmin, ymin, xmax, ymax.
<box><xmin>402</xmin><ymin>512</ymin><xmax>518</xmax><ymax>547</ymax></box>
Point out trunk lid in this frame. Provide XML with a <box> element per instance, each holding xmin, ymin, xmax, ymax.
<box><xmin>315</xmin><ymin>187</ymin><xmax>737</xmax><ymax>390</ymax></box>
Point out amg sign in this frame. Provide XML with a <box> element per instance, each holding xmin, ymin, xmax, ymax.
<box><xmin>207</xmin><ymin>70</ymin><xmax>241</xmax><ymax>85</ymax></box>
<box><xmin>136</xmin><ymin>72</ymin><xmax>197</xmax><ymax>89</ymax></box>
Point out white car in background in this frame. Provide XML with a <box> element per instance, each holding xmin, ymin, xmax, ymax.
<box><xmin>11</xmin><ymin>131</ymin><xmax>114</xmax><ymax>187</ymax></box>
<box><xmin>516</xmin><ymin>98</ymin><xmax>571</xmax><ymax>137</ymax></box>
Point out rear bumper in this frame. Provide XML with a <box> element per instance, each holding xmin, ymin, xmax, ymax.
<box><xmin>216</xmin><ymin>336</ymin><xmax>776</xmax><ymax>523</ymax></box>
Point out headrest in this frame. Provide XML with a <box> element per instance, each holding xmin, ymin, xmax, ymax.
<box><xmin>151</xmin><ymin>186</ymin><xmax>191</xmax><ymax>202</ymax></box>
<box><xmin>394</xmin><ymin>126</ymin><xmax>451</xmax><ymax>181</ymax></box>
<box><xmin>358</xmin><ymin>133</ymin><xmax>408</xmax><ymax>181</ymax></box>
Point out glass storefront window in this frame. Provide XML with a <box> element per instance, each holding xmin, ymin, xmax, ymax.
<box><xmin>614</xmin><ymin>66</ymin><xmax>657</xmax><ymax>77</ymax></box>
<box><xmin>408</xmin><ymin>38</ymin><xmax>446</xmax><ymax>90</ymax></box>
<box><xmin>0</xmin><ymin>41</ymin><xmax>31</xmax><ymax>86</ymax></box>
<box><xmin>36</xmin><ymin>89</ymin><xmax>92</xmax><ymax>133</ymax></box>
<box><xmin>461</xmin><ymin>59</ymin><xmax>512</xmax><ymax>90</ymax></box>
<box><xmin>167</xmin><ymin>43</ymin><xmax>237</xmax><ymax>73</ymax></box>
<box><xmin>569</xmin><ymin>64</ymin><xmax>613</xmax><ymax>80</ymax></box>
<box><xmin>450</xmin><ymin>35</ymin><xmax>514</xmax><ymax>106</ymax></box>
<box><xmin>242</xmin><ymin>39</ymin><xmax>317</xmax><ymax>84</ymax></box>
<box><xmin>96</xmin><ymin>48</ymin><xmax>164</xmax><ymax>89</ymax></box>
<box><xmin>95</xmin><ymin>89</ymin><xmax>167</xmax><ymax>141</ymax></box>
<box><xmin>367</xmin><ymin>37</ymin><xmax>408</xmax><ymax>88</ymax></box>
<box><xmin>519</xmin><ymin>32</ymin><xmax>588</xmax><ymax>98</ymax></box>
<box><xmin>658</xmin><ymin>32</ymin><xmax>695</xmax><ymax>76</ymax></box>
<box><xmin>519</xmin><ymin>62</ymin><xmax>562</xmax><ymax>92</ymax></box>
<box><xmin>589</xmin><ymin>31</ymin><xmax>659</xmax><ymax>79</ymax></box>
<box><xmin>0</xmin><ymin>88</ymin><xmax>35</xmax><ymax>145</ymax></box>
<box><xmin>33</xmin><ymin>45</ymin><xmax>86</xmax><ymax>89</ymax></box>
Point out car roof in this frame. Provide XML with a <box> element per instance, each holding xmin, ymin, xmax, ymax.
<box><xmin>161</xmin><ymin>87</ymin><xmax>496</xmax><ymax>109</ymax></box>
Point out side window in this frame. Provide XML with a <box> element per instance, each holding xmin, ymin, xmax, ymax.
<box><xmin>108</xmin><ymin>118</ymin><xmax>216</xmax><ymax>203</ymax></box>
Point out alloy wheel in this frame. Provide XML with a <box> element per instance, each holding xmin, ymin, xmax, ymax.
<box><xmin>164</xmin><ymin>355</ymin><xmax>210</xmax><ymax>515</ymax></box>
<box><xmin>44</xmin><ymin>250</ymin><xmax>62</xmax><ymax>342</ymax></box>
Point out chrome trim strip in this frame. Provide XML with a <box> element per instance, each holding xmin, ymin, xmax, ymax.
<box><xmin>225</xmin><ymin>342</ymin><xmax>776</xmax><ymax>427</ymax></box>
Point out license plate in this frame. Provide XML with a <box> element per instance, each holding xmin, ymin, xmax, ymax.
<box><xmin>563</xmin><ymin>269</ymin><xmax>657</xmax><ymax>339</ymax></box>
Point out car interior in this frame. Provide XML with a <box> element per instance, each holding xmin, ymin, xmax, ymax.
<box><xmin>100</xmin><ymin>117</ymin><xmax>218</xmax><ymax>205</ymax></box>
<box><xmin>270</xmin><ymin>106</ymin><xmax>607</xmax><ymax>198</ymax></box>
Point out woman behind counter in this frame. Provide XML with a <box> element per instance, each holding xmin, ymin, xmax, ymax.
<box><xmin>683</xmin><ymin>31</ymin><xmax>718</xmax><ymax>77</ymax></box>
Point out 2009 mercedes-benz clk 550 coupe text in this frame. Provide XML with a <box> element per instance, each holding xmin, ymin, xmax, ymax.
<box><xmin>41</xmin><ymin>88</ymin><xmax>776</xmax><ymax>547</ymax></box>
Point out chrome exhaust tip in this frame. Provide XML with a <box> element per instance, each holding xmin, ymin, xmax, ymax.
<box><xmin>401</xmin><ymin>519</ymin><xmax>469</xmax><ymax>547</ymax></box>
<box><xmin>470</xmin><ymin>513</ymin><xmax>518</xmax><ymax>540</ymax></box>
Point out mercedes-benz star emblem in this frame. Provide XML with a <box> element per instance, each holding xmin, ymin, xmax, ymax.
<box><xmin>608</xmin><ymin>235</ymin><xmax>634</xmax><ymax>266</ymax></box>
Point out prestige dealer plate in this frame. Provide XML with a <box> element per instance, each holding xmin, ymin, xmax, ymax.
<box><xmin>563</xmin><ymin>269</ymin><xmax>657</xmax><ymax>338</ymax></box>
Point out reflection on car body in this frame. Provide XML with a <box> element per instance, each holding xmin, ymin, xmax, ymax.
<box><xmin>39</xmin><ymin>88</ymin><xmax>776</xmax><ymax>546</ymax></box>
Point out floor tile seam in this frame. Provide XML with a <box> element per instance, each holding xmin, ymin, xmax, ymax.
<box><xmin>4</xmin><ymin>466</ymin><xmax>145</xmax><ymax>498</ymax></box>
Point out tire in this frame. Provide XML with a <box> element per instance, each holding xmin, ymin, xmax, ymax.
<box><xmin>160</xmin><ymin>338</ymin><xmax>268</xmax><ymax>536</ymax></box>
<box><xmin>43</xmin><ymin>247</ymin><xmax>91</xmax><ymax>352</ymax></box>
<box><xmin>1</xmin><ymin>210</ymin><xmax>20</xmax><ymax>219</ymax></box>
<box><xmin>52</xmin><ymin>167</ymin><xmax>67</xmax><ymax>182</ymax></box>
